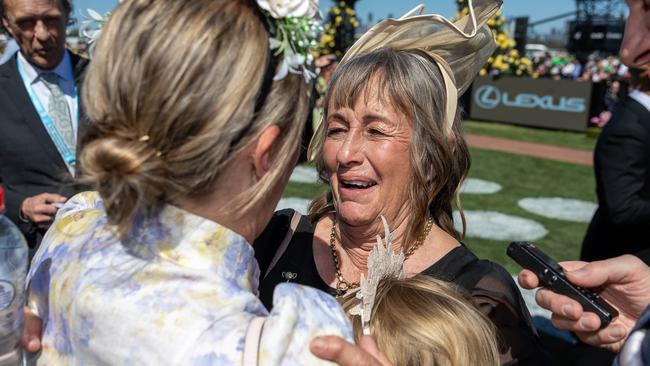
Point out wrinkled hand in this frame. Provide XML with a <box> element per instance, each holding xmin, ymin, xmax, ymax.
<box><xmin>20</xmin><ymin>193</ymin><xmax>66</xmax><ymax>229</ymax></box>
<box><xmin>518</xmin><ymin>255</ymin><xmax>650</xmax><ymax>352</ymax></box>
<box><xmin>310</xmin><ymin>335</ymin><xmax>392</xmax><ymax>366</ymax></box>
<box><xmin>21</xmin><ymin>306</ymin><xmax>42</xmax><ymax>353</ymax></box>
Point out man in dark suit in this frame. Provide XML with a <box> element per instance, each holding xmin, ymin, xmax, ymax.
<box><xmin>0</xmin><ymin>0</ymin><xmax>86</xmax><ymax>248</ymax></box>
<box><xmin>581</xmin><ymin>67</ymin><xmax>650</xmax><ymax>263</ymax></box>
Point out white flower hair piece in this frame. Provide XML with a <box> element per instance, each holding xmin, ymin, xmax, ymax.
<box><xmin>79</xmin><ymin>7</ymin><xmax>114</xmax><ymax>57</ymax></box>
<box><xmin>258</xmin><ymin>0</ymin><xmax>322</xmax><ymax>82</ymax></box>
<box><xmin>80</xmin><ymin>1</ymin><xmax>321</xmax><ymax>83</ymax></box>
<box><xmin>257</xmin><ymin>0</ymin><xmax>319</xmax><ymax>19</ymax></box>
<box><xmin>349</xmin><ymin>216</ymin><xmax>405</xmax><ymax>335</ymax></box>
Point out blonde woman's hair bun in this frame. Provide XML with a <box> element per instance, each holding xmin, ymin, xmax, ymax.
<box><xmin>80</xmin><ymin>136</ymin><xmax>168</xmax><ymax>237</ymax></box>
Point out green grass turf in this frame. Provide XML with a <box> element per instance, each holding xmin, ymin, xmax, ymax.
<box><xmin>463</xmin><ymin>120</ymin><xmax>598</xmax><ymax>151</ymax></box>
<box><xmin>282</xmin><ymin>181</ymin><xmax>327</xmax><ymax>199</ymax></box>
<box><xmin>461</xmin><ymin>148</ymin><xmax>595</xmax><ymax>273</ymax></box>
<box><xmin>283</xmin><ymin>146</ymin><xmax>596</xmax><ymax>274</ymax></box>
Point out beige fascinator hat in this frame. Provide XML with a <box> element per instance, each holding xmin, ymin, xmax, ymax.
<box><xmin>309</xmin><ymin>0</ymin><xmax>502</xmax><ymax>159</ymax></box>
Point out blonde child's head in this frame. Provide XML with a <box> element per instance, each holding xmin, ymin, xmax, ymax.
<box><xmin>341</xmin><ymin>275</ymin><xmax>500</xmax><ymax>366</ymax></box>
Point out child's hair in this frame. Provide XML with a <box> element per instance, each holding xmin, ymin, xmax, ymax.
<box><xmin>340</xmin><ymin>275</ymin><xmax>500</xmax><ymax>366</ymax></box>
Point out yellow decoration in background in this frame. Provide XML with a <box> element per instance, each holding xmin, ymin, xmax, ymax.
<box><xmin>318</xmin><ymin>1</ymin><xmax>360</xmax><ymax>57</ymax></box>
<box><xmin>456</xmin><ymin>0</ymin><xmax>532</xmax><ymax>77</ymax></box>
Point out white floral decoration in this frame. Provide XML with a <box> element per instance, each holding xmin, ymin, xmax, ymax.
<box><xmin>257</xmin><ymin>0</ymin><xmax>319</xmax><ymax>18</ymax></box>
<box><xmin>81</xmin><ymin>1</ymin><xmax>321</xmax><ymax>83</ymax></box>
<box><xmin>79</xmin><ymin>7</ymin><xmax>114</xmax><ymax>56</ymax></box>
<box><xmin>349</xmin><ymin>216</ymin><xmax>405</xmax><ymax>335</ymax></box>
<box><xmin>260</xmin><ymin>0</ymin><xmax>322</xmax><ymax>82</ymax></box>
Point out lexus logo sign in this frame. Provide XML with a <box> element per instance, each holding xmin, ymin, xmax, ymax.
<box><xmin>473</xmin><ymin>85</ymin><xmax>586</xmax><ymax>113</ymax></box>
<box><xmin>474</xmin><ymin>85</ymin><xmax>501</xmax><ymax>110</ymax></box>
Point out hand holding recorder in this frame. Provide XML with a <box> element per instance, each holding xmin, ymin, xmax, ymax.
<box><xmin>516</xmin><ymin>250</ymin><xmax>650</xmax><ymax>352</ymax></box>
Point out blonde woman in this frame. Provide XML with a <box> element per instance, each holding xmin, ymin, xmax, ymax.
<box><xmin>23</xmin><ymin>0</ymin><xmax>371</xmax><ymax>364</ymax></box>
<box><xmin>341</xmin><ymin>275</ymin><xmax>500</xmax><ymax>366</ymax></box>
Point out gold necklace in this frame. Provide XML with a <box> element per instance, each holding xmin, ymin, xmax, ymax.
<box><xmin>329</xmin><ymin>218</ymin><xmax>434</xmax><ymax>297</ymax></box>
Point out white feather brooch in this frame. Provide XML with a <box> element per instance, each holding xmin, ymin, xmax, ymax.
<box><xmin>348</xmin><ymin>216</ymin><xmax>405</xmax><ymax>335</ymax></box>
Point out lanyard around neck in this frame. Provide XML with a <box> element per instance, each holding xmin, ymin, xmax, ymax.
<box><xmin>16</xmin><ymin>58</ymin><xmax>78</xmax><ymax>176</ymax></box>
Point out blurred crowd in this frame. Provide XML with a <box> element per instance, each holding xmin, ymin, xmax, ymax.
<box><xmin>528</xmin><ymin>52</ymin><xmax>632</xmax><ymax>126</ymax></box>
<box><xmin>531</xmin><ymin>52</ymin><xmax>629</xmax><ymax>82</ymax></box>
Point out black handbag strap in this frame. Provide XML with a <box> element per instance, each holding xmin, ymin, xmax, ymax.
<box><xmin>263</xmin><ymin>210</ymin><xmax>301</xmax><ymax>280</ymax></box>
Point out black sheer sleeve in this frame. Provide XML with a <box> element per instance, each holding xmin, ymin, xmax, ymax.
<box><xmin>458</xmin><ymin>260</ymin><xmax>549</xmax><ymax>365</ymax></box>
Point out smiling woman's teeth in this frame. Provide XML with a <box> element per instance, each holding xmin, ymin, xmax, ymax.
<box><xmin>341</xmin><ymin>180</ymin><xmax>376</xmax><ymax>188</ymax></box>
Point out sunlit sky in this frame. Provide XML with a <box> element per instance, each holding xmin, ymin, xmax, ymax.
<box><xmin>74</xmin><ymin>0</ymin><xmax>628</xmax><ymax>34</ymax></box>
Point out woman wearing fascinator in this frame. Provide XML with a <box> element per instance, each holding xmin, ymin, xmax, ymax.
<box><xmin>22</xmin><ymin>0</ymin><xmax>384</xmax><ymax>364</ymax></box>
<box><xmin>255</xmin><ymin>0</ymin><xmax>548</xmax><ymax>364</ymax></box>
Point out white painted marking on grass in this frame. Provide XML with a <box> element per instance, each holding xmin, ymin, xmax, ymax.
<box><xmin>289</xmin><ymin>166</ymin><xmax>320</xmax><ymax>184</ymax></box>
<box><xmin>518</xmin><ymin>197</ymin><xmax>597</xmax><ymax>223</ymax></box>
<box><xmin>454</xmin><ymin>210</ymin><xmax>548</xmax><ymax>241</ymax></box>
<box><xmin>460</xmin><ymin>178</ymin><xmax>502</xmax><ymax>194</ymax></box>
<box><xmin>276</xmin><ymin>197</ymin><xmax>311</xmax><ymax>215</ymax></box>
<box><xmin>512</xmin><ymin>275</ymin><xmax>551</xmax><ymax>318</ymax></box>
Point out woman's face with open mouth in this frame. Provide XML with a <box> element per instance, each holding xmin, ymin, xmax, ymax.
<box><xmin>323</xmin><ymin>81</ymin><xmax>413</xmax><ymax>228</ymax></box>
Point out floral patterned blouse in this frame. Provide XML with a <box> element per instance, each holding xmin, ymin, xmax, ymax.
<box><xmin>27</xmin><ymin>192</ymin><xmax>353</xmax><ymax>365</ymax></box>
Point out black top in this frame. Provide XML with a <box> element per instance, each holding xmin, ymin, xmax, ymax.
<box><xmin>254</xmin><ymin>209</ymin><xmax>548</xmax><ymax>366</ymax></box>
<box><xmin>581</xmin><ymin>97</ymin><xmax>650</xmax><ymax>264</ymax></box>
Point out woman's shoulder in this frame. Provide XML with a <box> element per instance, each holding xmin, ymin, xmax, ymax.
<box><xmin>425</xmin><ymin>245</ymin><xmax>517</xmax><ymax>297</ymax></box>
<box><xmin>26</xmin><ymin>192</ymin><xmax>115</xmax><ymax>344</ymax></box>
<box><xmin>435</xmin><ymin>246</ymin><xmax>550</xmax><ymax>365</ymax></box>
<box><xmin>464</xmin><ymin>259</ymin><xmax>550</xmax><ymax>364</ymax></box>
<box><xmin>31</xmin><ymin>191</ymin><xmax>106</xmax><ymax>261</ymax></box>
<box><xmin>187</xmin><ymin>283</ymin><xmax>352</xmax><ymax>365</ymax></box>
<box><xmin>461</xmin><ymin>258</ymin><xmax>522</xmax><ymax>307</ymax></box>
<box><xmin>259</xmin><ymin>283</ymin><xmax>353</xmax><ymax>365</ymax></box>
<box><xmin>48</xmin><ymin>191</ymin><xmax>107</xmax><ymax>238</ymax></box>
<box><xmin>430</xmin><ymin>245</ymin><xmax>523</xmax><ymax>309</ymax></box>
<box><xmin>269</xmin><ymin>283</ymin><xmax>349</xmax><ymax>326</ymax></box>
<box><xmin>57</xmin><ymin>191</ymin><xmax>105</xmax><ymax>215</ymax></box>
